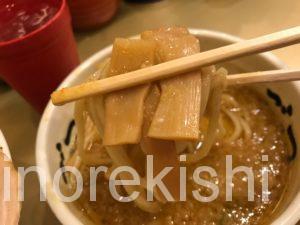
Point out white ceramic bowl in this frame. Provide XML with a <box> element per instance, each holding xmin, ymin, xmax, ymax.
<box><xmin>36</xmin><ymin>29</ymin><xmax>300</xmax><ymax>225</ymax></box>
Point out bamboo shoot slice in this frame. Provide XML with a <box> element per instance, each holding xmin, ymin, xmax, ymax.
<box><xmin>141</xmin><ymin>86</ymin><xmax>180</xmax><ymax>201</ymax></box>
<box><xmin>142</xmin><ymin>28</ymin><xmax>202</xmax><ymax>140</ymax></box>
<box><xmin>149</xmin><ymin>73</ymin><xmax>202</xmax><ymax>140</ymax></box>
<box><xmin>103</xmin><ymin>38</ymin><xmax>156</xmax><ymax>145</ymax></box>
<box><xmin>141</xmin><ymin>27</ymin><xmax>199</xmax><ymax>62</ymax></box>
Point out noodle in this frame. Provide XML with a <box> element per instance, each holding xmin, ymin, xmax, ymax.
<box><xmin>200</xmin><ymin>65</ymin><xmax>214</xmax><ymax>116</ymax></box>
<box><xmin>185</xmin><ymin>68</ymin><xmax>226</xmax><ymax>164</ymax></box>
<box><xmin>220</xmin><ymin>91</ymin><xmax>253</xmax><ymax>142</ymax></box>
<box><xmin>74</xmin><ymin>99</ymin><xmax>86</xmax><ymax>158</ymax></box>
<box><xmin>240</xmin><ymin>118</ymin><xmax>252</xmax><ymax>140</ymax></box>
<box><xmin>86</xmin><ymin>97</ymin><xmax>104</xmax><ymax>137</ymax></box>
<box><xmin>65</xmin><ymin>27</ymin><xmax>259</xmax><ymax>215</ymax></box>
<box><xmin>222</xmin><ymin>109</ymin><xmax>243</xmax><ymax>142</ymax></box>
<box><xmin>105</xmin><ymin>146</ymin><xmax>161</xmax><ymax>213</ymax></box>
<box><xmin>69</xmin><ymin>59</ymin><xmax>249</xmax><ymax>212</ymax></box>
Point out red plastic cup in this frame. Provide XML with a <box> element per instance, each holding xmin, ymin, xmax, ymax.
<box><xmin>0</xmin><ymin>0</ymin><xmax>80</xmax><ymax>113</ymax></box>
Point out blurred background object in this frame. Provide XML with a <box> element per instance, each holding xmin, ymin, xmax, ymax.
<box><xmin>125</xmin><ymin>0</ymin><xmax>163</xmax><ymax>3</ymax></box>
<box><xmin>67</xmin><ymin>0</ymin><xmax>120</xmax><ymax>30</ymax></box>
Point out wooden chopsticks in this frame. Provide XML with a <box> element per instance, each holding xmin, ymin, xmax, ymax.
<box><xmin>51</xmin><ymin>26</ymin><xmax>300</xmax><ymax>106</ymax></box>
<box><xmin>226</xmin><ymin>69</ymin><xmax>300</xmax><ymax>86</ymax></box>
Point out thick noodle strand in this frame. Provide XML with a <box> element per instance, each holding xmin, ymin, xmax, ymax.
<box><xmin>185</xmin><ymin>68</ymin><xmax>227</xmax><ymax>164</ymax></box>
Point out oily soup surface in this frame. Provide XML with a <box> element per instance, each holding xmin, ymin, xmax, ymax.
<box><xmin>76</xmin><ymin>87</ymin><xmax>291</xmax><ymax>225</ymax></box>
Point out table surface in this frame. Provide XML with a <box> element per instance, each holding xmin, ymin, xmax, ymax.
<box><xmin>0</xmin><ymin>0</ymin><xmax>300</xmax><ymax>224</ymax></box>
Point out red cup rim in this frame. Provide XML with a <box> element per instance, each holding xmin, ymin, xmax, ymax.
<box><xmin>0</xmin><ymin>0</ymin><xmax>66</xmax><ymax>48</ymax></box>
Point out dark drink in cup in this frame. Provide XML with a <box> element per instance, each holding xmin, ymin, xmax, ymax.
<box><xmin>0</xmin><ymin>0</ymin><xmax>79</xmax><ymax>112</ymax></box>
<box><xmin>0</xmin><ymin>0</ymin><xmax>59</xmax><ymax>42</ymax></box>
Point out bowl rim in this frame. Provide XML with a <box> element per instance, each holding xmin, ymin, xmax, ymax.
<box><xmin>36</xmin><ymin>28</ymin><xmax>300</xmax><ymax>225</ymax></box>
